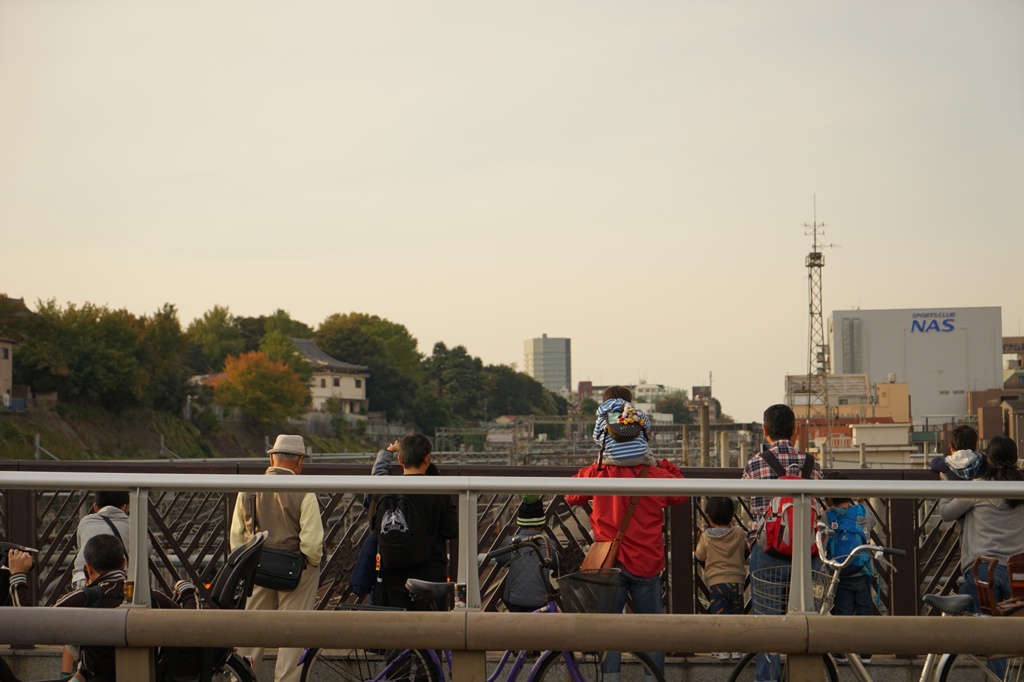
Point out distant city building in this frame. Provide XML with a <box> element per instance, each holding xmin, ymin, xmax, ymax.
<box><xmin>524</xmin><ymin>334</ymin><xmax>571</xmax><ymax>393</ymax></box>
<box><xmin>291</xmin><ymin>338</ymin><xmax>370</xmax><ymax>415</ymax></box>
<box><xmin>829</xmin><ymin>307</ymin><xmax>1002</xmax><ymax>424</ymax></box>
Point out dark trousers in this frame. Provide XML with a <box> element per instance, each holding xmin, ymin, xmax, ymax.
<box><xmin>833</xmin><ymin>574</ymin><xmax>872</xmax><ymax>616</ymax></box>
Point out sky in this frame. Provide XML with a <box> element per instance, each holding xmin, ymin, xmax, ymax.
<box><xmin>1</xmin><ymin>1</ymin><xmax>1022</xmax><ymax>423</ymax></box>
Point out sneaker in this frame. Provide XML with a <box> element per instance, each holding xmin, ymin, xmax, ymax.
<box><xmin>732</xmin><ymin>652</ymin><xmax>743</xmax><ymax>660</ymax></box>
<box><xmin>832</xmin><ymin>653</ymin><xmax>847</xmax><ymax>664</ymax></box>
<box><xmin>859</xmin><ymin>654</ymin><xmax>872</xmax><ymax>664</ymax></box>
<box><xmin>711</xmin><ymin>652</ymin><xmax>731</xmax><ymax>660</ymax></box>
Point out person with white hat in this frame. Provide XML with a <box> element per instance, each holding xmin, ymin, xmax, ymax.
<box><xmin>229</xmin><ymin>434</ymin><xmax>324</xmax><ymax>682</ymax></box>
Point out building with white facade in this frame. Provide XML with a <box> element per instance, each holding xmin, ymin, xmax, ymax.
<box><xmin>524</xmin><ymin>334</ymin><xmax>571</xmax><ymax>394</ymax></box>
<box><xmin>829</xmin><ymin>307</ymin><xmax>1002</xmax><ymax>424</ymax></box>
<box><xmin>291</xmin><ymin>338</ymin><xmax>370</xmax><ymax>415</ymax></box>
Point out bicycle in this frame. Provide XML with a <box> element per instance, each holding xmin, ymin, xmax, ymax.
<box><xmin>298</xmin><ymin>535</ymin><xmax>666</xmax><ymax>682</ymax></box>
<box><xmin>728</xmin><ymin>526</ymin><xmax>1024</xmax><ymax>682</ymax></box>
<box><xmin>727</xmin><ymin>524</ymin><xmax>905</xmax><ymax>682</ymax></box>
<box><xmin>0</xmin><ymin>538</ymin><xmax>261</xmax><ymax>682</ymax></box>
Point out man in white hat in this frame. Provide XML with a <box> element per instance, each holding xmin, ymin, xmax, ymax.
<box><xmin>229</xmin><ymin>434</ymin><xmax>324</xmax><ymax>682</ymax></box>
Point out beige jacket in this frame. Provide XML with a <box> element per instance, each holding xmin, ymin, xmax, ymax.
<box><xmin>229</xmin><ymin>467</ymin><xmax>324</xmax><ymax>567</ymax></box>
<box><xmin>695</xmin><ymin>525</ymin><xmax>747</xmax><ymax>587</ymax></box>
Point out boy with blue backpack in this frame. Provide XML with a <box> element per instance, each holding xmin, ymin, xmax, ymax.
<box><xmin>823</xmin><ymin>470</ymin><xmax>876</xmax><ymax>665</ymax></box>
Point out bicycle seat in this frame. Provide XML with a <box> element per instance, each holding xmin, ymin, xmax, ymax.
<box><xmin>405</xmin><ymin>579</ymin><xmax>453</xmax><ymax>600</ymax></box>
<box><xmin>924</xmin><ymin>593</ymin><xmax>975</xmax><ymax>615</ymax></box>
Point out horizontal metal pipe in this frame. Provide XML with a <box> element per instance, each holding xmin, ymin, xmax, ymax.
<box><xmin>0</xmin><ymin>607</ymin><xmax>128</xmax><ymax>646</ymax></box>
<box><xmin>3</xmin><ymin>610</ymin><xmax>1022</xmax><ymax>655</ymax></box>
<box><xmin>0</xmin><ymin>471</ymin><xmax>1015</xmax><ymax>499</ymax></box>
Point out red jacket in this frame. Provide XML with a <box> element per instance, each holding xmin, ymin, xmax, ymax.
<box><xmin>565</xmin><ymin>459</ymin><xmax>688</xmax><ymax>578</ymax></box>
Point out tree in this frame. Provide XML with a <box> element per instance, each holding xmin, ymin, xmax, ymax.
<box><xmin>138</xmin><ymin>303</ymin><xmax>189</xmax><ymax>413</ymax></box>
<box><xmin>655</xmin><ymin>391</ymin><xmax>695</xmax><ymax>425</ymax></box>
<box><xmin>15</xmin><ymin>299</ymin><xmax>144</xmax><ymax>410</ymax></box>
<box><xmin>260</xmin><ymin>329</ymin><xmax>313</xmax><ymax>384</ymax></box>
<box><xmin>315</xmin><ymin>313</ymin><xmax>423</xmax><ymax>425</ymax></box>
<box><xmin>186</xmin><ymin>305</ymin><xmax>244</xmax><ymax>373</ymax></box>
<box><xmin>480</xmin><ymin>365</ymin><xmax>560</xmax><ymax>417</ymax></box>
<box><xmin>422</xmin><ymin>342</ymin><xmax>484</xmax><ymax>422</ymax></box>
<box><xmin>213</xmin><ymin>351</ymin><xmax>309</xmax><ymax>430</ymax></box>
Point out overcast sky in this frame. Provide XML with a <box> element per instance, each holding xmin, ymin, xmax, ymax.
<box><xmin>2</xmin><ymin>1</ymin><xmax>1022</xmax><ymax>422</ymax></box>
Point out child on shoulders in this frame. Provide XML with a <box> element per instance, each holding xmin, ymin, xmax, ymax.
<box><xmin>593</xmin><ymin>386</ymin><xmax>655</xmax><ymax>467</ymax></box>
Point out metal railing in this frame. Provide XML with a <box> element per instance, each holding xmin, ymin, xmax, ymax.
<box><xmin>2</xmin><ymin>471</ymin><xmax>1024</xmax><ymax>681</ymax></box>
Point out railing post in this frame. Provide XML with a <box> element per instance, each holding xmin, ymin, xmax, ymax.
<box><xmin>788</xmin><ymin>494</ymin><xmax>815</xmax><ymax>613</ymax></box>
<box><xmin>115</xmin><ymin>646</ymin><xmax>155</xmax><ymax>682</ymax></box>
<box><xmin>128</xmin><ymin>487</ymin><xmax>151</xmax><ymax>607</ymax></box>
<box><xmin>450</xmin><ymin>650</ymin><xmax>486</xmax><ymax>682</ymax></box>
<box><xmin>457</xmin><ymin>489</ymin><xmax>481</xmax><ymax>609</ymax></box>
<box><xmin>669</xmin><ymin>503</ymin><xmax>694</xmax><ymax>615</ymax></box>
<box><xmin>6</xmin><ymin>489</ymin><xmax>38</xmax><ymax>605</ymax></box>
<box><xmin>888</xmin><ymin>497</ymin><xmax>919</xmax><ymax>616</ymax></box>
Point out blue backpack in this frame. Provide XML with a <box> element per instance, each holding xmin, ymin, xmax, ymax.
<box><xmin>826</xmin><ymin>504</ymin><xmax>871</xmax><ymax>577</ymax></box>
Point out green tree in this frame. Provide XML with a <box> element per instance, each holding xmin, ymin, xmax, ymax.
<box><xmin>213</xmin><ymin>351</ymin><xmax>309</xmax><ymax>430</ymax></box>
<box><xmin>186</xmin><ymin>305</ymin><xmax>244</xmax><ymax>373</ymax></box>
<box><xmin>480</xmin><ymin>365</ymin><xmax>560</xmax><ymax>417</ymax></box>
<box><xmin>315</xmin><ymin>313</ymin><xmax>423</xmax><ymax>426</ymax></box>
<box><xmin>422</xmin><ymin>342</ymin><xmax>484</xmax><ymax>421</ymax></box>
<box><xmin>260</xmin><ymin>329</ymin><xmax>313</xmax><ymax>384</ymax></box>
<box><xmin>15</xmin><ymin>300</ymin><xmax>144</xmax><ymax>410</ymax></box>
<box><xmin>138</xmin><ymin>303</ymin><xmax>189</xmax><ymax>413</ymax></box>
<box><xmin>655</xmin><ymin>391</ymin><xmax>695</xmax><ymax>425</ymax></box>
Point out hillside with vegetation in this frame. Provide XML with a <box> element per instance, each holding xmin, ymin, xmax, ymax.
<box><xmin>0</xmin><ymin>295</ymin><xmax>568</xmax><ymax>460</ymax></box>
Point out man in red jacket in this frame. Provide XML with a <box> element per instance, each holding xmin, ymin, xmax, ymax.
<box><xmin>566</xmin><ymin>444</ymin><xmax>688</xmax><ymax>679</ymax></box>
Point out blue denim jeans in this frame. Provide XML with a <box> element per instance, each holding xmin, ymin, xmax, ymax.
<box><xmin>960</xmin><ymin>563</ymin><xmax>1011</xmax><ymax>679</ymax></box>
<box><xmin>600</xmin><ymin>568</ymin><xmax>664</xmax><ymax>678</ymax></box>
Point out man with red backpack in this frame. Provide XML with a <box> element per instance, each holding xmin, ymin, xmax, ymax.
<box><xmin>741</xmin><ymin>404</ymin><xmax>822</xmax><ymax>682</ymax></box>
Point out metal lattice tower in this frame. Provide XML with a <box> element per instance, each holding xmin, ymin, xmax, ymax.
<box><xmin>804</xmin><ymin>198</ymin><xmax>833</xmax><ymax>462</ymax></box>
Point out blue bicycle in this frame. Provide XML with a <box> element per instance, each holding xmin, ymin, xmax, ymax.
<box><xmin>298</xmin><ymin>536</ymin><xmax>665</xmax><ymax>682</ymax></box>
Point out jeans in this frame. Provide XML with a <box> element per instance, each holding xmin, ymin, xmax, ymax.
<box><xmin>600</xmin><ymin>569</ymin><xmax>664</xmax><ymax>678</ymax></box>
<box><xmin>960</xmin><ymin>564</ymin><xmax>1011</xmax><ymax>679</ymax></box>
<box><xmin>833</xmin><ymin>573</ymin><xmax>873</xmax><ymax>616</ymax></box>
<box><xmin>748</xmin><ymin>543</ymin><xmax>822</xmax><ymax>682</ymax></box>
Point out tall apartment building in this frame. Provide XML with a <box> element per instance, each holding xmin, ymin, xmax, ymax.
<box><xmin>524</xmin><ymin>334</ymin><xmax>571</xmax><ymax>394</ymax></box>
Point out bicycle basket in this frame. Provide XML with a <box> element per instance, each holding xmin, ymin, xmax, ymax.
<box><xmin>559</xmin><ymin>568</ymin><xmax>621</xmax><ymax>614</ymax></box>
<box><xmin>749</xmin><ymin>565</ymin><xmax>831</xmax><ymax>615</ymax></box>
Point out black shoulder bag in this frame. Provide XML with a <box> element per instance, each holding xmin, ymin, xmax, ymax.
<box><xmin>250</xmin><ymin>493</ymin><xmax>305</xmax><ymax>592</ymax></box>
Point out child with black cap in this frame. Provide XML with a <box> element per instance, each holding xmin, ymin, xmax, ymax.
<box><xmin>495</xmin><ymin>495</ymin><xmax>560</xmax><ymax>612</ymax></box>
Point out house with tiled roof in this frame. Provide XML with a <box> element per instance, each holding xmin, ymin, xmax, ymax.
<box><xmin>291</xmin><ymin>338</ymin><xmax>370</xmax><ymax>416</ymax></box>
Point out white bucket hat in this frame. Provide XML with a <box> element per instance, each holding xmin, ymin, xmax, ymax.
<box><xmin>268</xmin><ymin>434</ymin><xmax>307</xmax><ymax>458</ymax></box>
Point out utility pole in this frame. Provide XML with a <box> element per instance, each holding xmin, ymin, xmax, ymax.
<box><xmin>805</xmin><ymin>197</ymin><xmax>835</xmax><ymax>465</ymax></box>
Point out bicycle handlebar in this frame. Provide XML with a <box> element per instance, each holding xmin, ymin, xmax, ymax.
<box><xmin>479</xmin><ymin>535</ymin><xmax>553</xmax><ymax>566</ymax></box>
<box><xmin>814</xmin><ymin>524</ymin><xmax>904</xmax><ymax>571</ymax></box>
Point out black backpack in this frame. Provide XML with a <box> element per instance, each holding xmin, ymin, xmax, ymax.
<box><xmin>375</xmin><ymin>494</ymin><xmax>434</xmax><ymax>570</ymax></box>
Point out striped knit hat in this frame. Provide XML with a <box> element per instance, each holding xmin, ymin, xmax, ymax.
<box><xmin>516</xmin><ymin>495</ymin><xmax>546</xmax><ymax>527</ymax></box>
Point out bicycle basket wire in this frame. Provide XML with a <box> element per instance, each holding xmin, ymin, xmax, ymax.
<box><xmin>559</xmin><ymin>568</ymin><xmax>621</xmax><ymax>613</ymax></box>
<box><xmin>749</xmin><ymin>565</ymin><xmax>831</xmax><ymax>615</ymax></box>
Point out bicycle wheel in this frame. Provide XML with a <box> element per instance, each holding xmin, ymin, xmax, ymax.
<box><xmin>727</xmin><ymin>652</ymin><xmax>838</xmax><ymax>682</ymax></box>
<box><xmin>212</xmin><ymin>653</ymin><xmax>258</xmax><ymax>682</ymax></box>
<box><xmin>532</xmin><ymin>650</ymin><xmax>666</xmax><ymax>682</ymax></box>
<box><xmin>299</xmin><ymin>647</ymin><xmax>440</xmax><ymax>682</ymax></box>
<box><xmin>937</xmin><ymin>653</ymin><xmax>1017</xmax><ymax>682</ymax></box>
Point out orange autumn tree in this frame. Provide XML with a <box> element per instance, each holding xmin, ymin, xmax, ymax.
<box><xmin>214</xmin><ymin>351</ymin><xmax>309</xmax><ymax>430</ymax></box>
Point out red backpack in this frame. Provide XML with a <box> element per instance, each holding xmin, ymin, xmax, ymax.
<box><xmin>756</xmin><ymin>450</ymin><xmax>819</xmax><ymax>559</ymax></box>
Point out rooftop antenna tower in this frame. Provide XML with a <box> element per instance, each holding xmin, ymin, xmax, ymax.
<box><xmin>804</xmin><ymin>196</ymin><xmax>836</xmax><ymax>465</ymax></box>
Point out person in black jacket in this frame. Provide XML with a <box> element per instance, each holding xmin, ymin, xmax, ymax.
<box><xmin>371</xmin><ymin>434</ymin><xmax>458</xmax><ymax>611</ymax></box>
<box><xmin>6</xmin><ymin>534</ymin><xmax>197</xmax><ymax>682</ymax></box>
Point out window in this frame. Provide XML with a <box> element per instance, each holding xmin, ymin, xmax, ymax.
<box><xmin>355</xmin><ymin>379</ymin><xmax>362</xmax><ymax>388</ymax></box>
<box><xmin>320</xmin><ymin>379</ymin><xmax>326</xmax><ymax>388</ymax></box>
<box><xmin>333</xmin><ymin>378</ymin><xmax>340</xmax><ymax>387</ymax></box>
<box><xmin>0</xmin><ymin>347</ymin><xmax>8</xmax><ymax>359</ymax></box>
